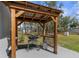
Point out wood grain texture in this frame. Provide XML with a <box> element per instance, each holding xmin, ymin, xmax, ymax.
<box><xmin>11</xmin><ymin>8</ymin><xmax>16</xmax><ymax>58</ymax></box>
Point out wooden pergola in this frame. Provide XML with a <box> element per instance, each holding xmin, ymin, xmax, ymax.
<box><xmin>3</xmin><ymin>1</ymin><xmax>62</xmax><ymax>58</ymax></box>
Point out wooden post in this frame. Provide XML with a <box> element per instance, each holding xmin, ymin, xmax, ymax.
<box><xmin>38</xmin><ymin>25</ymin><xmax>39</xmax><ymax>35</ymax></box>
<box><xmin>11</xmin><ymin>8</ymin><xmax>16</xmax><ymax>58</ymax></box>
<box><xmin>38</xmin><ymin>22</ymin><xmax>43</xmax><ymax>35</ymax></box>
<box><xmin>53</xmin><ymin>16</ymin><xmax>58</xmax><ymax>54</ymax></box>
<box><xmin>16</xmin><ymin>19</ymin><xmax>18</xmax><ymax>47</ymax></box>
<box><xmin>46</xmin><ymin>24</ymin><xmax>48</xmax><ymax>35</ymax></box>
<box><xmin>43</xmin><ymin>23</ymin><xmax>46</xmax><ymax>42</ymax></box>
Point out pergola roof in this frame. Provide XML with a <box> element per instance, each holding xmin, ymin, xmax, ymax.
<box><xmin>1</xmin><ymin>1</ymin><xmax>62</xmax><ymax>58</ymax></box>
<box><xmin>3</xmin><ymin>1</ymin><xmax>62</xmax><ymax>23</ymax></box>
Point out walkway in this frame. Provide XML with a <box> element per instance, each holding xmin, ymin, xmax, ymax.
<box><xmin>0</xmin><ymin>38</ymin><xmax>79</xmax><ymax>58</ymax></box>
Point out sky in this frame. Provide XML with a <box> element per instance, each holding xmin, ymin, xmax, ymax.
<box><xmin>30</xmin><ymin>1</ymin><xmax>79</xmax><ymax>20</ymax></box>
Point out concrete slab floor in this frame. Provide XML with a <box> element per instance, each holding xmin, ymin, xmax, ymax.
<box><xmin>0</xmin><ymin>38</ymin><xmax>79</xmax><ymax>58</ymax></box>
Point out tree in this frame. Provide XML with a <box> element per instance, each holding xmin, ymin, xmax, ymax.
<box><xmin>44</xmin><ymin>1</ymin><xmax>63</xmax><ymax>33</ymax></box>
<box><xmin>70</xmin><ymin>17</ymin><xmax>79</xmax><ymax>29</ymax></box>
<box><xmin>44</xmin><ymin>1</ymin><xmax>57</xmax><ymax>8</ymax></box>
<box><xmin>44</xmin><ymin>1</ymin><xmax>79</xmax><ymax>36</ymax></box>
<box><xmin>58</xmin><ymin>16</ymin><xmax>79</xmax><ymax>36</ymax></box>
<box><xmin>63</xmin><ymin>16</ymin><xmax>70</xmax><ymax>31</ymax></box>
<box><xmin>58</xmin><ymin>15</ymin><xmax>63</xmax><ymax>32</ymax></box>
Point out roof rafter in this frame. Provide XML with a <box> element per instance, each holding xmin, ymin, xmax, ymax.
<box><xmin>3</xmin><ymin>1</ymin><xmax>62</xmax><ymax>23</ymax></box>
<box><xmin>17</xmin><ymin>17</ymin><xmax>46</xmax><ymax>23</ymax></box>
<box><xmin>10</xmin><ymin>5</ymin><xmax>56</xmax><ymax>16</ymax></box>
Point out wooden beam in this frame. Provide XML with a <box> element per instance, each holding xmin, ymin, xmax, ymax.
<box><xmin>16</xmin><ymin>19</ymin><xmax>18</xmax><ymax>47</ymax></box>
<box><xmin>11</xmin><ymin>8</ymin><xmax>16</xmax><ymax>58</ymax></box>
<box><xmin>16</xmin><ymin>11</ymin><xmax>24</xmax><ymax>17</ymax></box>
<box><xmin>17</xmin><ymin>17</ymin><xmax>46</xmax><ymax>23</ymax></box>
<box><xmin>51</xmin><ymin>16</ymin><xmax>57</xmax><ymax>22</ymax></box>
<box><xmin>38</xmin><ymin>22</ymin><xmax>43</xmax><ymax>28</ymax></box>
<box><xmin>43</xmin><ymin>23</ymin><xmax>46</xmax><ymax>43</ymax></box>
<box><xmin>41</xmin><ymin>17</ymin><xmax>53</xmax><ymax>23</ymax></box>
<box><xmin>17</xmin><ymin>21</ymin><xmax>23</xmax><ymax>26</ymax></box>
<box><xmin>20</xmin><ymin>15</ymin><xmax>48</xmax><ymax>22</ymax></box>
<box><xmin>53</xmin><ymin>16</ymin><xmax>58</xmax><ymax>54</ymax></box>
<box><xmin>46</xmin><ymin>23</ymin><xmax>48</xmax><ymax>34</ymax></box>
<box><xmin>41</xmin><ymin>15</ymin><xmax>49</xmax><ymax>20</ymax></box>
<box><xmin>3</xmin><ymin>1</ymin><xmax>62</xmax><ymax>15</ymax></box>
<box><xmin>10</xmin><ymin>5</ymin><xmax>59</xmax><ymax>17</ymax></box>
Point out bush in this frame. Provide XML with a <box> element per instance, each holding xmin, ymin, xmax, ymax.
<box><xmin>19</xmin><ymin>33</ymin><xmax>25</xmax><ymax>43</ymax></box>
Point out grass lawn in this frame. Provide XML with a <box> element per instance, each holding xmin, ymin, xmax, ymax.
<box><xmin>18</xmin><ymin>31</ymin><xmax>79</xmax><ymax>52</ymax></box>
<box><xmin>58</xmin><ymin>34</ymin><xmax>79</xmax><ymax>52</ymax></box>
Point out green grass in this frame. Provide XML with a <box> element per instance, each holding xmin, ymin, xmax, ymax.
<box><xmin>58</xmin><ymin>34</ymin><xmax>79</xmax><ymax>52</ymax></box>
<box><xmin>18</xmin><ymin>31</ymin><xmax>79</xmax><ymax>52</ymax></box>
